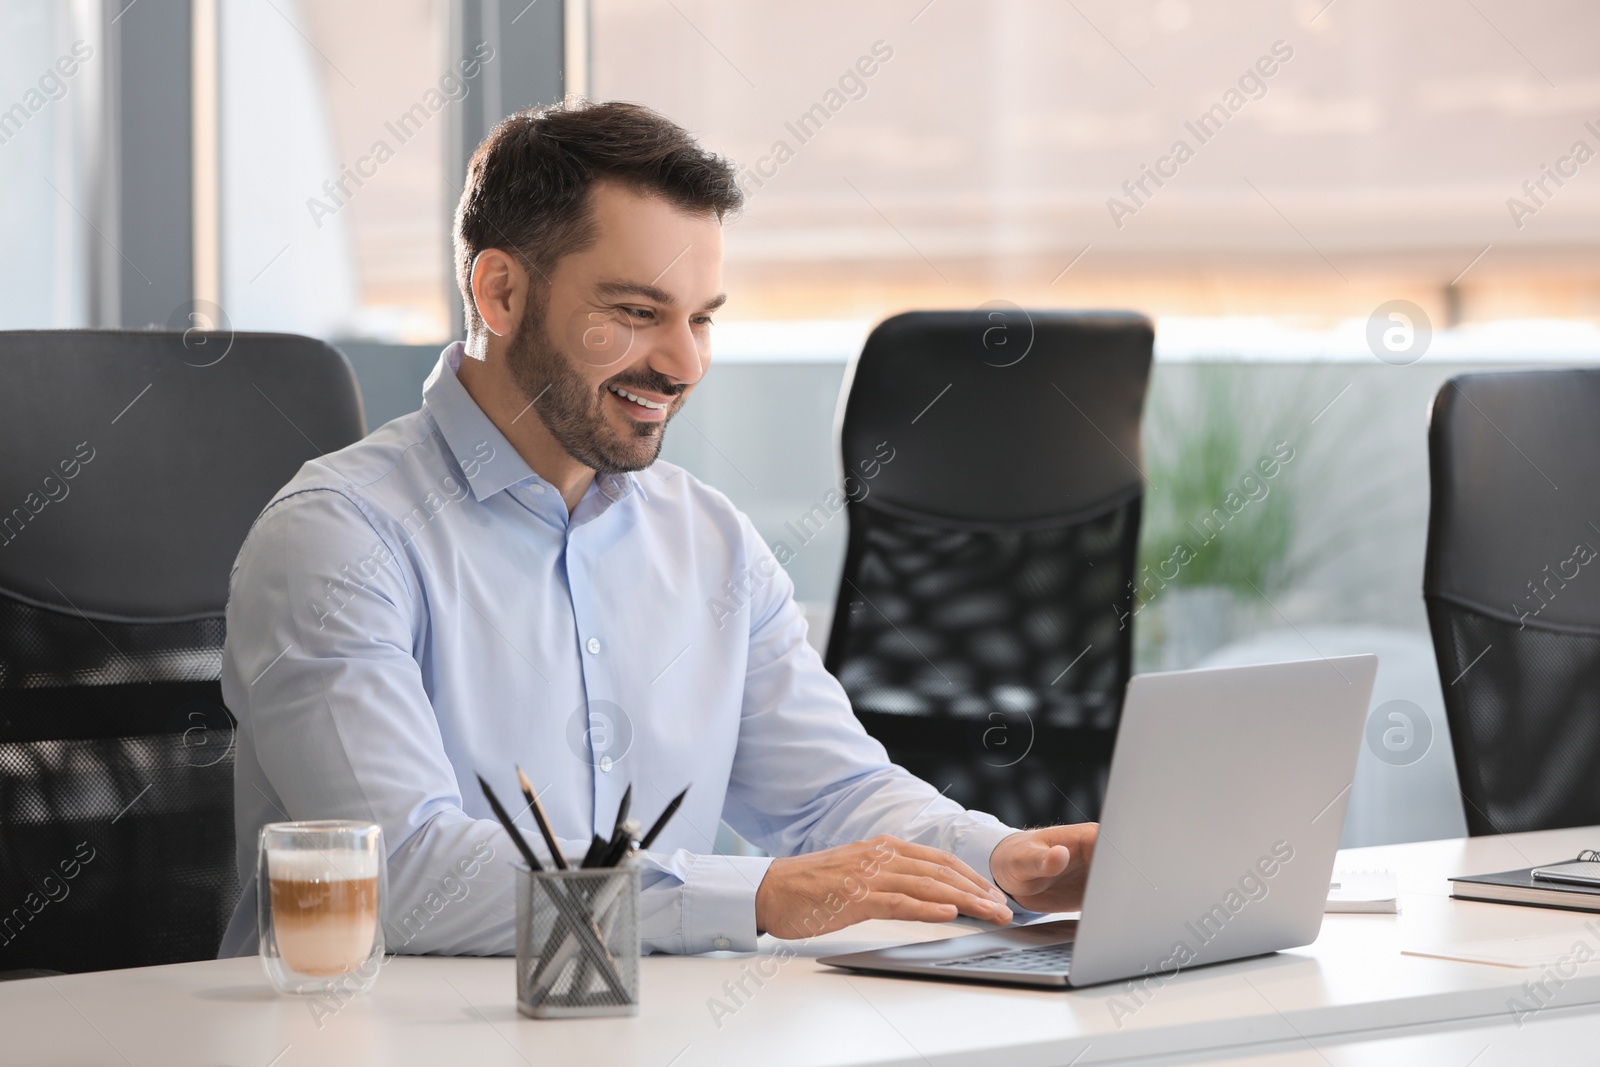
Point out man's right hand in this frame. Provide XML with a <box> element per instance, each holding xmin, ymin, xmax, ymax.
<box><xmin>753</xmin><ymin>834</ymin><xmax>1014</xmax><ymax>940</ymax></box>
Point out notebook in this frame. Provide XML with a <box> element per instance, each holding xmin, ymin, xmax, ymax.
<box><xmin>1450</xmin><ymin>850</ymin><xmax>1600</xmax><ymax>913</ymax></box>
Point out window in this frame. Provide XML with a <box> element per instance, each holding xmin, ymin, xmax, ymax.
<box><xmin>594</xmin><ymin>0</ymin><xmax>1600</xmax><ymax>326</ymax></box>
<box><xmin>220</xmin><ymin>0</ymin><xmax>455</xmax><ymax>342</ymax></box>
<box><xmin>0</xmin><ymin>2</ymin><xmax>99</xmax><ymax>329</ymax></box>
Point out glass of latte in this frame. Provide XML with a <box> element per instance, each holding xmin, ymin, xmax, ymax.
<box><xmin>257</xmin><ymin>821</ymin><xmax>385</xmax><ymax>996</ymax></box>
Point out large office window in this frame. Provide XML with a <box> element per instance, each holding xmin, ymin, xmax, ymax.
<box><xmin>593</xmin><ymin>0</ymin><xmax>1600</xmax><ymax>325</ymax></box>
<box><xmin>594</xmin><ymin>0</ymin><xmax>1600</xmax><ymax>697</ymax></box>
<box><xmin>220</xmin><ymin>0</ymin><xmax>456</xmax><ymax>342</ymax></box>
<box><xmin>0</xmin><ymin>2</ymin><xmax>100</xmax><ymax>329</ymax></box>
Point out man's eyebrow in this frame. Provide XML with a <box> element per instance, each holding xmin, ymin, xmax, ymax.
<box><xmin>594</xmin><ymin>280</ymin><xmax>728</xmax><ymax>312</ymax></box>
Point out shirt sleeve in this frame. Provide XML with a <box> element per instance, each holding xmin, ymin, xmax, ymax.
<box><xmin>717</xmin><ymin>514</ymin><xmax>1026</xmax><ymax>917</ymax></box>
<box><xmin>223</xmin><ymin>488</ymin><xmax>767</xmax><ymax>956</ymax></box>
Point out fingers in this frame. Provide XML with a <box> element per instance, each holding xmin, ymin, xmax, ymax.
<box><xmin>888</xmin><ymin>855</ymin><xmax>1007</xmax><ymax>905</ymax></box>
<box><xmin>1002</xmin><ymin>843</ymin><xmax>1073</xmax><ymax>894</ymax></box>
<box><xmin>990</xmin><ymin>826</ymin><xmax>1098</xmax><ymax>912</ymax></box>
<box><xmin>873</xmin><ymin>874</ymin><xmax>1013</xmax><ymax>925</ymax></box>
<box><xmin>757</xmin><ymin>836</ymin><xmax>1028</xmax><ymax>940</ymax></box>
<box><xmin>1031</xmin><ymin>823</ymin><xmax>1098</xmax><ymax>858</ymax></box>
<box><xmin>859</xmin><ymin>838</ymin><xmax>1014</xmax><ymax>926</ymax></box>
<box><xmin>1027</xmin><ymin>844</ymin><xmax>1073</xmax><ymax>878</ymax></box>
<box><xmin>864</xmin><ymin>892</ymin><xmax>960</xmax><ymax>924</ymax></box>
<box><xmin>873</xmin><ymin>838</ymin><xmax>1001</xmax><ymax>898</ymax></box>
<box><xmin>870</xmin><ymin>895</ymin><xmax>953</xmax><ymax>927</ymax></box>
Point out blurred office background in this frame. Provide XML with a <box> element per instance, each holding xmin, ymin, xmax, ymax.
<box><xmin>5</xmin><ymin>0</ymin><xmax>1599</xmax><ymax>846</ymax></box>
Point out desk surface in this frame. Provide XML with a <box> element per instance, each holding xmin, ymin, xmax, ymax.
<box><xmin>9</xmin><ymin>826</ymin><xmax>1600</xmax><ymax>1067</ymax></box>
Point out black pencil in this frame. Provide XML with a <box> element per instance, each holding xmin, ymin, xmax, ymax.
<box><xmin>639</xmin><ymin>786</ymin><xmax>689</xmax><ymax>851</ymax></box>
<box><xmin>614</xmin><ymin>783</ymin><xmax>632</xmax><ymax>833</ymax></box>
<box><xmin>601</xmin><ymin>818</ymin><xmax>640</xmax><ymax>868</ymax></box>
<box><xmin>583</xmin><ymin>783</ymin><xmax>635</xmax><ymax>868</ymax></box>
<box><xmin>483</xmin><ymin>774</ymin><xmax>628</xmax><ymax>1001</ymax></box>
<box><xmin>477</xmin><ymin>774</ymin><xmax>542</xmax><ymax>872</ymax></box>
<box><xmin>579</xmin><ymin>833</ymin><xmax>608</xmax><ymax>869</ymax></box>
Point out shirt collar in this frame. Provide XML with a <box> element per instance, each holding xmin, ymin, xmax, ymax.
<box><xmin>421</xmin><ymin>341</ymin><xmax>644</xmax><ymax>505</ymax></box>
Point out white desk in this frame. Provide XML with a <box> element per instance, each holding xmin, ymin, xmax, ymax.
<box><xmin>8</xmin><ymin>826</ymin><xmax>1600</xmax><ymax>1066</ymax></box>
<box><xmin>1104</xmin><ymin>1008</ymin><xmax>1600</xmax><ymax>1065</ymax></box>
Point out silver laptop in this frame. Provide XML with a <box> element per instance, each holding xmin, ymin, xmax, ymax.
<box><xmin>820</xmin><ymin>655</ymin><xmax>1377</xmax><ymax>988</ymax></box>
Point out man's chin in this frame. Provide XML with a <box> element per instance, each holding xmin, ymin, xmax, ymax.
<box><xmin>590</xmin><ymin>429</ymin><xmax>665</xmax><ymax>474</ymax></box>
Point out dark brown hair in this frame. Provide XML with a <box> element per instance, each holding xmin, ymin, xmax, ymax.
<box><xmin>453</xmin><ymin>99</ymin><xmax>743</xmax><ymax>328</ymax></box>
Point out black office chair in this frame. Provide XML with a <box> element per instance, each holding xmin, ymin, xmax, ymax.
<box><xmin>0</xmin><ymin>330</ymin><xmax>364</xmax><ymax>974</ymax></box>
<box><xmin>1424</xmin><ymin>368</ymin><xmax>1600</xmax><ymax>836</ymax></box>
<box><xmin>825</xmin><ymin>310</ymin><xmax>1153</xmax><ymax>827</ymax></box>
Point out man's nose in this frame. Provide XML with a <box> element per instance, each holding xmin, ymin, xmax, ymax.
<box><xmin>649</xmin><ymin>318</ymin><xmax>706</xmax><ymax>386</ymax></box>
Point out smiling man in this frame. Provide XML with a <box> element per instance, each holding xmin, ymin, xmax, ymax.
<box><xmin>219</xmin><ymin>100</ymin><xmax>1096</xmax><ymax>959</ymax></box>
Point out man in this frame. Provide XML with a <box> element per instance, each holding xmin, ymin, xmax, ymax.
<box><xmin>219</xmin><ymin>99</ymin><xmax>1096</xmax><ymax>958</ymax></box>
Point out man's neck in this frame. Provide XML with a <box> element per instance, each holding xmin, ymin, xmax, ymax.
<box><xmin>454</xmin><ymin>341</ymin><xmax>595</xmax><ymax>513</ymax></box>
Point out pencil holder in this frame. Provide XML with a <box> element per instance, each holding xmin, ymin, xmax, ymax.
<box><xmin>515</xmin><ymin>864</ymin><xmax>641</xmax><ymax>1018</ymax></box>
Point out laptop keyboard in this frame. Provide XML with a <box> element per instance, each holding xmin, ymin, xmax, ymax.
<box><xmin>932</xmin><ymin>943</ymin><xmax>1074</xmax><ymax>974</ymax></box>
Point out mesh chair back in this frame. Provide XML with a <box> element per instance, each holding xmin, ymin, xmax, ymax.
<box><xmin>0</xmin><ymin>330</ymin><xmax>364</xmax><ymax>972</ymax></box>
<box><xmin>825</xmin><ymin>310</ymin><xmax>1152</xmax><ymax>826</ymax></box>
<box><xmin>1424</xmin><ymin>368</ymin><xmax>1600</xmax><ymax>835</ymax></box>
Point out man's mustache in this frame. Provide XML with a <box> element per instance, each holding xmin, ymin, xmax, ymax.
<box><xmin>603</xmin><ymin>374</ymin><xmax>687</xmax><ymax>397</ymax></box>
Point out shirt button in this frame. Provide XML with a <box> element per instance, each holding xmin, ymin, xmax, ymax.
<box><xmin>530</xmin><ymin>484</ymin><xmax>545</xmax><ymax>494</ymax></box>
<box><xmin>599</xmin><ymin>756</ymin><xmax>613</xmax><ymax>772</ymax></box>
<box><xmin>713</xmin><ymin>936</ymin><xmax>731</xmax><ymax>950</ymax></box>
<box><xmin>586</xmin><ymin>637</ymin><xmax>601</xmax><ymax>655</ymax></box>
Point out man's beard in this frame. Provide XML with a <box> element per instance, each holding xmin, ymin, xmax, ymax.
<box><xmin>504</xmin><ymin>301</ymin><xmax>685</xmax><ymax>475</ymax></box>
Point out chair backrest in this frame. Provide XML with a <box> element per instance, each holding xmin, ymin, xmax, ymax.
<box><xmin>825</xmin><ymin>310</ymin><xmax>1152</xmax><ymax>826</ymax></box>
<box><xmin>1424</xmin><ymin>368</ymin><xmax>1600</xmax><ymax>836</ymax></box>
<box><xmin>0</xmin><ymin>330</ymin><xmax>365</xmax><ymax>972</ymax></box>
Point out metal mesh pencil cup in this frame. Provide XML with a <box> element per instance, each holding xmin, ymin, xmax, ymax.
<box><xmin>515</xmin><ymin>864</ymin><xmax>641</xmax><ymax>1018</ymax></box>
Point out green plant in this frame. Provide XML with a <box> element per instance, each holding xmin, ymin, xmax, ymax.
<box><xmin>1137</xmin><ymin>364</ymin><xmax>1301</xmax><ymax>598</ymax></box>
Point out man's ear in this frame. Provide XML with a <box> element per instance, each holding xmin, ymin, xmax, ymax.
<box><xmin>469</xmin><ymin>248</ymin><xmax>528</xmax><ymax>339</ymax></box>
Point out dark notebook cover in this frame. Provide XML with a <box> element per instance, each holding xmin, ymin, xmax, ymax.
<box><xmin>1451</xmin><ymin>861</ymin><xmax>1600</xmax><ymax>913</ymax></box>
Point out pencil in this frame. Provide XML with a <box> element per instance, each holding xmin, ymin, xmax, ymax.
<box><xmin>639</xmin><ymin>786</ymin><xmax>689</xmax><ymax>851</ymax></box>
<box><xmin>486</xmin><ymin>774</ymin><xmax>627</xmax><ymax>1000</ymax></box>
<box><xmin>615</xmin><ymin>783</ymin><xmax>632</xmax><ymax>829</ymax></box>
<box><xmin>516</xmin><ymin>765</ymin><xmax>569</xmax><ymax>870</ymax></box>
<box><xmin>579</xmin><ymin>833</ymin><xmax>608</xmax><ymax>869</ymax></box>
<box><xmin>477</xmin><ymin>774</ymin><xmax>542</xmax><ymax>872</ymax></box>
<box><xmin>600</xmin><ymin>818</ymin><xmax>640</xmax><ymax>868</ymax></box>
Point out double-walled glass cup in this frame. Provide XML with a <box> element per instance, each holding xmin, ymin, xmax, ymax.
<box><xmin>257</xmin><ymin>821</ymin><xmax>385</xmax><ymax>996</ymax></box>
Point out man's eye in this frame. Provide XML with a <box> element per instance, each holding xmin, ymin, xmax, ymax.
<box><xmin>624</xmin><ymin>307</ymin><xmax>654</xmax><ymax>321</ymax></box>
<box><xmin>693</xmin><ymin>316</ymin><xmax>715</xmax><ymax>327</ymax></box>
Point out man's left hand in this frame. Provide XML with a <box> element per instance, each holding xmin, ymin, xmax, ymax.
<box><xmin>989</xmin><ymin>823</ymin><xmax>1098</xmax><ymax>913</ymax></box>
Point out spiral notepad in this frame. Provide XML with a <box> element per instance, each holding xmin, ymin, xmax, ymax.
<box><xmin>1531</xmin><ymin>849</ymin><xmax>1600</xmax><ymax>887</ymax></box>
<box><xmin>1327</xmin><ymin>869</ymin><xmax>1397</xmax><ymax>914</ymax></box>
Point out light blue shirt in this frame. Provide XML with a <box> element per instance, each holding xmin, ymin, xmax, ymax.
<box><xmin>218</xmin><ymin>342</ymin><xmax>1020</xmax><ymax>958</ymax></box>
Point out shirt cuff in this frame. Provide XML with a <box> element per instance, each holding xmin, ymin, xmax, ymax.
<box><xmin>948</xmin><ymin>819</ymin><xmax>1048</xmax><ymax>922</ymax></box>
<box><xmin>949</xmin><ymin>818</ymin><xmax>1021</xmax><ymax>886</ymax></box>
<box><xmin>681</xmin><ymin>853</ymin><xmax>774</xmax><ymax>954</ymax></box>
